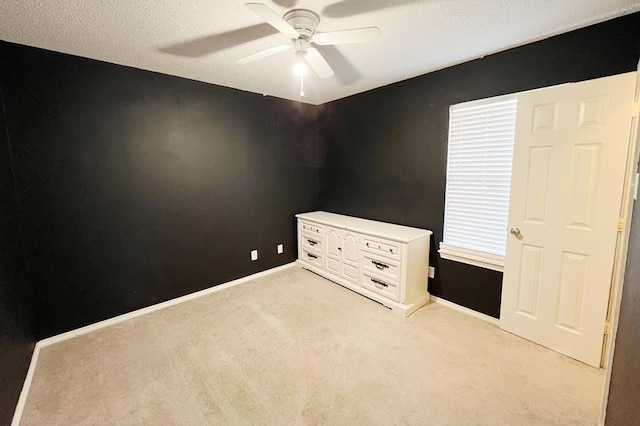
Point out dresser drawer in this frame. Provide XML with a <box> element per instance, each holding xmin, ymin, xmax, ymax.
<box><xmin>362</xmin><ymin>236</ymin><xmax>401</xmax><ymax>260</ymax></box>
<box><xmin>300</xmin><ymin>221</ymin><xmax>323</xmax><ymax>236</ymax></box>
<box><xmin>301</xmin><ymin>232</ymin><xmax>323</xmax><ymax>252</ymax></box>
<box><xmin>301</xmin><ymin>249</ymin><xmax>324</xmax><ymax>268</ymax></box>
<box><xmin>362</xmin><ymin>253</ymin><xmax>401</xmax><ymax>283</ymax></box>
<box><xmin>361</xmin><ymin>272</ymin><xmax>399</xmax><ymax>302</ymax></box>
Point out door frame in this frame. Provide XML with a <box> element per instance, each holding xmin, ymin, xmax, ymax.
<box><xmin>599</xmin><ymin>61</ymin><xmax>640</xmax><ymax>425</ymax></box>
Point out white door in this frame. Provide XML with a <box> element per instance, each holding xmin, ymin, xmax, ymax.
<box><xmin>500</xmin><ymin>72</ymin><xmax>637</xmax><ymax>367</ymax></box>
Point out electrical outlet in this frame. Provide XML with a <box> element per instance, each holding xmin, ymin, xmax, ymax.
<box><xmin>277</xmin><ymin>244</ymin><xmax>283</xmax><ymax>254</ymax></box>
<box><xmin>428</xmin><ymin>266</ymin><xmax>435</xmax><ymax>279</ymax></box>
<box><xmin>251</xmin><ymin>250</ymin><xmax>258</xmax><ymax>261</ymax></box>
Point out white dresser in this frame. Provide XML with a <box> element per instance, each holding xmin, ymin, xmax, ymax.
<box><xmin>296</xmin><ymin>211</ymin><xmax>432</xmax><ymax>317</ymax></box>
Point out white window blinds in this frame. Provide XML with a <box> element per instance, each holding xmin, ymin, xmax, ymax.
<box><xmin>439</xmin><ymin>95</ymin><xmax>517</xmax><ymax>271</ymax></box>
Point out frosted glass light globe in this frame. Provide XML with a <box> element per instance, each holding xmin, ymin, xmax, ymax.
<box><xmin>293</xmin><ymin>63</ymin><xmax>307</xmax><ymax>76</ymax></box>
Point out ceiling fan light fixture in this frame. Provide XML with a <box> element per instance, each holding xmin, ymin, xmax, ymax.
<box><xmin>293</xmin><ymin>62</ymin><xmax>307</xmax><ymax>76</ymax></box>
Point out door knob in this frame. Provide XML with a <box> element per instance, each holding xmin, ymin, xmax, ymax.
<box><xmin>509</xmin><ymin>227</ymin><xmax>521</xmax><ymax>237</ymax></box>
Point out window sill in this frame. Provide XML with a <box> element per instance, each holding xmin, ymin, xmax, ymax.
<box><xmin>438</xmin><ymin>243</ymin><xmax>504</xmax><ymax>272</ymax></box>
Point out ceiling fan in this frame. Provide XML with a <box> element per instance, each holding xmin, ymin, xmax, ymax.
<box><xmin>238</xmin><ymin>2</ymin><xmax>381</xmax><ymax>79</ymax></box>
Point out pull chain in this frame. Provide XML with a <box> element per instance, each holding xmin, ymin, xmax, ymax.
<box><xmin>293</xmin><ymin>59</ymin><xmax>307</xmax><ymax>97</ymax></box>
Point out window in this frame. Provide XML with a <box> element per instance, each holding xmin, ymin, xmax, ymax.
<box><xmin>439</xmin><ymin>94</ymin><xmax>517</xmax><ymax>271</ymax></box>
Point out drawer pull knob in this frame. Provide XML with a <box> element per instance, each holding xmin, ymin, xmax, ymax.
<box><xmin>307</xmin><ymin>253</ymin><xmax>318</xmax><ymax>259</ymax></box>
<box><xmin>372</xmin><ymin>260</ymin><xmax>389</xmax><ymax>270</ymax></box>
<box><xmin>307</xmin><ymin>239</ymin><xmax>317</xmax><ymax>246</ymax></box>
<box><xmin>371</xmin><ymin>278</ymin><xmax>389</xmax><ymax>288</ymax></box>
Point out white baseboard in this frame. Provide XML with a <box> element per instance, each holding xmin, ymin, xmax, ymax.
<box><xmin>11</xmin><ymin>341</ymin><xmax>41</xmax><ymax>426</ymax></box>
<box><xmin>11</xmin><ymin>262</ymin><xmax>295</xmax><ymax>425</ymax></box>
<box><xmin>38</xmin><ymin>263</ymin><xmax>295</xmax><ymax>347</ymax></box>
<box><xmin>431</xmin><ymin>296</ymin><xmax>501</xmax><ymax>326</ymax></box>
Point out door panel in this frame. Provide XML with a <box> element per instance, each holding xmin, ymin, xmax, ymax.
<box><xmin>500</xmin><ymin>72</ymin><xmax>637</xmax><ymax>367</ymax></box>
<box><xmin>343</xmin><ymin>233</ymin><xmax>359</xmax><ymax>264</ymax></box>
<box><xmin>343</xmin><ymin>263</ymin><xmax>358</xmax><ymax>281</ymax></box>
<box><xmin>342</xmin><ymin>232</ymin><xmax>359</xmax><ymax>282</ymax></box>
<box><xmin>556</xmin><ymin>251</ymin><xmax>588</xmax><ymax>332</ymax></box>
<box><xmin>325</xmin><ymin>228</ymin><xmax>342</xmax><ymax>276</ymax></box>
<box><xmin>524</xmin><ymin>146</ymin><xmax>552</xmax><ymax>223</ymax></box>
<box><xmin>516</xmin><ymin>245</ymin><xmax>543</xmax><ymax>318</ymax></box>
<box><xmin>326</xmin><ymin>257</ymin><xmax>340</xmax><ymax>276</ymax></box>
<box><xmin>326</xmin><ymin>228</ymin><xmax>340</xmax><ymax>258</ymax></box>
<box><xmin>567</xmin><ymin>143</ymin><xmax>601</xmax><ymax>228</ymax></box>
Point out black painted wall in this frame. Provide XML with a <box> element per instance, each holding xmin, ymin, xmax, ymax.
<box><xmin>606</xmin><ymin>191</ymin><xmax>640</xmax><ymax>423</ymax></box>
<box><xmin>0</xmin><ymin>41</ymin><xmax>322</xmax><ymax>339</ymax></box>
<box><xmin>319</xmin><ymin>12</ymin><xmax>640</xmax><ymax>318</ymax></box>
<box><xmin>0</xmin><ymin>71</ymin><xmax>35</xmax><ymax>425</ymax></box>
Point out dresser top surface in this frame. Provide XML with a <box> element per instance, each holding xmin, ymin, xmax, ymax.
<box><xmin>296</xmin><ymin>211</ymin><xmax>432</xmax><ymax>242</ymax></box>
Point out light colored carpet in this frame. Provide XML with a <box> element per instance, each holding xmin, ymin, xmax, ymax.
<box><xmin>19</xmin><ymin>266</ymin><xmax>603</xmax><ymax>425</ymax></box>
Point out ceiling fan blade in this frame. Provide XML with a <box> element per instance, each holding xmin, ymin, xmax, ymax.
<box><xmin>322</xmin><ymin>0</ymin><xmax>420</xmax><ymax>19</ymax></box>
<box><xmin>272</xmin><ymin>0</ymin><xmax>297</xmax><ymax>7</ymax></box>
<box><xmin>304</xmin><ymin>48</ymin><xmax>334</xmax><ymax>79</ymax></box>
<box><xmin>236</xmin><ymin>44</ymin><xmax>291</xmax><ymax>64</ymax></box>
<box><xmin>312</xmin><ymin>27</ymin><xmax>381</xmax><ymax>45</ymax></box>
<box><xmin>245</xmin><ymin>2</ymin><xmax>299</xmax><ymax>39</ymax></box>
<box><xmin>316</xmin><ymin>45</ymin><xmax>363</xmax><ymax>85</ymax></box>
<box><xmin>159</xmin><ymin>24</ymin><xmax>277</xmax><ymax>58</ymax></box>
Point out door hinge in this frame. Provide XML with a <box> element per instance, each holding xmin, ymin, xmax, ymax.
<box><xmin>617</xmin><ymin>217</ymin><xmax>626</xmax><ymax>231</ymax></box>
<box><xmin>633</xmin><ymin>102</ymin><xmax>640</xmax><ymax>118</ymax></box>
<box><xmin>604</xmin><ymin>321</ymin><xmax>611</xmax><ymax>335</ymax></box>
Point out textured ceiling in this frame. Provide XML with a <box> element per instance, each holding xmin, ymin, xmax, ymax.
<box><xmin>1</xmin><ymin>1</ymin><xmax>639</xmax><ymax>105</ymax></box>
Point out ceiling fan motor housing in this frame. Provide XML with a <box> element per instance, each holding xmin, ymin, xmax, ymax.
<box><xmin>283</xmin><ymin>9</ymin><xmax>320</xmax><ymax>39</ymax></box>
